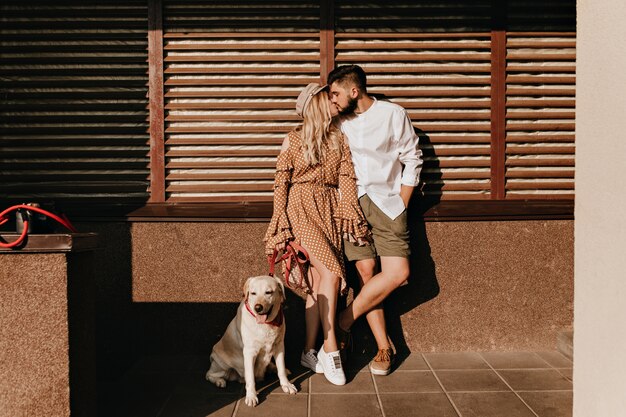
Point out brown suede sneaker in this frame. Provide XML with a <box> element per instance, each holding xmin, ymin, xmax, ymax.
<box><xmin>369</xmin><ymin>348</ymin><xmax>394</xmax><ymax>376</ymax></box>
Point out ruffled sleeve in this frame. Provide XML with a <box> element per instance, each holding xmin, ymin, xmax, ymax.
<box><xmin>264</xmin><ymin>146</ymin><xmax>295</xmax><ymax>255</ymax></box>
<box><xmin>335</xmin><ymin>136</ymin><xmax>370</xmax><ymax>244</ymax></box>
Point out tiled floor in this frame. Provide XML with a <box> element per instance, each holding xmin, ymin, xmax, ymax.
<box><xmin>98</xmin><ymin>351</ymin><xmax>573</xmax><ymax>417</ymax></box>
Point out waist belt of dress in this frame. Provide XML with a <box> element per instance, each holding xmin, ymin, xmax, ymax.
<box><xmin>292</xmin><ymin>181</ymin><xmax>337</xmax><ymax>189</ymax></box>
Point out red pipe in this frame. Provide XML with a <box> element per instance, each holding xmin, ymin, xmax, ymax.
<box><xmin>0</xmin><ymin>205</ymin><xmax>77</xmax><ymax>249</ymax></box>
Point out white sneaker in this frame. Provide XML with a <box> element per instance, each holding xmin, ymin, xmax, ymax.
<box><xmin>301</xmin><ymin>349</ymin><xmax>323</xmax><ymax>373</ymax></box>
<box><xmin>317</xmin><ymin>346</ymin><xmax>346</xmax><ymax>385</ymax></box>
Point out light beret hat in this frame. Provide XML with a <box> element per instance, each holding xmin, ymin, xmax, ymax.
<box><xmin>295</xmin><ymin>83</ymin><xmax>328</xmax><ymax>117</ymax></box>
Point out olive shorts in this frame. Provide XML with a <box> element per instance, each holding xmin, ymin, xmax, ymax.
<box><xmin>344</xmin><ymin>194</ymin><xmax>410</xmax><ymax>261</ymax></box>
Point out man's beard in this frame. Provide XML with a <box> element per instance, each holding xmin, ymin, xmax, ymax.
<box><xmin>338</xmin><ymin>96</ymin><xmax>358</xmax><ymax>116</ymax></box>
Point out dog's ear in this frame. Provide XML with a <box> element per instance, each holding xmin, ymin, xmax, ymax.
<box><xmin>273</xmin><ymin>275</ymin><xmax>286</xmax><ymax>303</ymax></box>
<box><xmin>243</xmin><ymin>276</ymin><xmax>253</xmax><ymax>300</ymax></box>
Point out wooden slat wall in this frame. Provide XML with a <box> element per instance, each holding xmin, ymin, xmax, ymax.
<box><xmin>1</xmin><ymin>0</ymin><xmax>576</xmax><ymax>213</ymax></box>
<box><xmin>162</xmin><ymin>1</ymin><xmax>320</xmax><ymax>202</ymax></box>
<box><xmin>505</xmin><ymin>33</ymin><xmax>575</xmax><ymax>200</ymax></box>
<box><xmin>0</xmin><ymin>1</ymin><xmax>150</xmax><ymax>208</ymax></box>
<box><xmin>336</xmin><ymin>1</ymin><xmax>493</xmax><ymax>200</ymax></box>
<box><xmin>335</xmin><ymin>33</ymin><xmax>493</xmax><ymax>200</ymax></box>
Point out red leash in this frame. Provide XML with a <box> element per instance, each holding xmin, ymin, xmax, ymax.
<box><xmin>0</xmin><ymin>204</ymin><xmax>77</xmax><ymax>249</ymax></box>
<box><xmin>267</xmin><ymin>241</ymin><xmax>312</xmax><ymax>294</ymax></box>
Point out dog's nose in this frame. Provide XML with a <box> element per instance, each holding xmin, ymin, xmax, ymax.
<box><xmin>254</xmin><ymin>304</ymin><xmax>263</xmax><ymax>313</ymax></box>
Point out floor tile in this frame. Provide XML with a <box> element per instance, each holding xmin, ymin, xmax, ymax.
<box><xmin>182</xmin><ymin>371</ymin><xmax>244</xmax><ymax>396</ymax></box>
<box><xmin>481</xmin><ymin>351</ymin><xmax>550</xmax><ymax>369</ymax></box>
<box><xmin>343</xmin><ymin>353</ymin><xmax>374</xmax><ymax>372</ymax></box>
<box><xmin>556</xmin><ymin>368</ymin><xmax>573</xmax><ymax>382</ymax></box>
<box><xmin>158</xmin><ymin>394</ymin><xmax>238</xmax><ymax>417</ymax></box>
<box><xmin>111</xmin><ymin>372</ymin><xmax>182</xmax><ymax>417</ymax></box>
<box><xmin>535</xmin><ymin>351</ymin><xmax>573</xmax><ymax>368</ymax></box>
<box><xmin>157</xmin><ymin>372</ymin><xmax>241</xmax><ymax>417</ymax></box>
<box><xmin>310</xmin><ymin>393</ymin><xmax>382</xmax><ymax>417</ymax></box>
<box><xmin>379</xmin><ymin>393</ymin><xmax>459</xmax><ymax>417</ymax></box>
<box><xmin>395</xmin><ymin>353</ymin><xmax>430</xmax><ymax>371</ymax></box>
<box><xmin>519</xmin><ymin>391</ymin><xmax>573</xmax><ymax>417</ymax></box>
<box><xmin>374</xmin><ymin>371</ymin><xmax>442</xmax><ymax>393</ymax></box>
<box><xmin>129</xmin><ymin>354</ymin><xmax>198</xmax><ymax>374</ymax></box>
<box><xmin>310</xmin><ymin>369</ymin><xmax>374</xmax><ymax>393</ymax></box>
<box><xmin>435</xmin><ymin>370</ymin><xmax>510</xmax><ymax>392</ymax></box>
<box><xmin>449</xmin><ymin>392</ymin><xmax>536</xmax><ymax>417</ymax></box>
<box><xmin>497</xmin><ymin>369</ymin><xmax>572</xmax><ymax>391</ymax></box>
<box><xmin>424</xmin><ymin>352</ymin><xmax>490</xmax><ymax>370</ymax></box>
<box><xmin>256</xmin><ymin>369</ymin><xmax>310</xmax><ymax>395</ymax></box>
<box><xmin>235</xmin><ymin>393</ymin><xmax>308</xmax><ymax>417</ymax></box>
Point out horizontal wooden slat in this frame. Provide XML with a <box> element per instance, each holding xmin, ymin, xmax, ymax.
<box><xmin>506</xmin><ymin>75</ymin><xmax>575</xmax><ymax>84</ymax></box>
<box><xmin>506</xmin><ymin>169</ymin><xmax>575</xmax><ymax>178</ymax></box>
<box><xmin>166</xmin><ymin>160</ymin><xmax>276</xmax><ymax>169</ymax></box>
<box><xmin>335</xmin><ymin>33</ymin><xmax>491</xmax><ymax>39</ymax></box>
<box><xmin>506</xmin><ymin>146</ymin><xmax>575</xmax><ymax>154</ymax></box>
<box><xmin>506</xmin><ymin>99</ymin><xmax>574</xmax><ymax>107</ymax></box>
<box><xmin>165</xmin><ymin>66</ymin><xmax>320</xmax><ymax>74</ymax></box>
<box><xmin>506</xmin><ymin>88</ymin><xmax>575</xmax><ymax>96</ymax></box>
<box><xmin>506</xmin><ymin>64</ymin><xmax>575</xmax><ymax>72</ymax></box>
<box><xmin>165</xmin><ymin>54</ymin><xmax>320</xmax><ymax>62</ymax></box>
<box><xmin>506</xmin><ymin>133</ymin><xmax>574</xmax><ymax>142</ymax></box>
<box><xmin>336</xmin><ymin>53</ymin><xmax>491</xmax><ymax>62</ymax></box>
<box><xmin>164</xmin><ymin>32</ymin><xmax>318</xmax><ymax>39</ymax></box>
<box><xmin>165</xmin><ymin>78</ymin><xmax>319</xmax><ymax>86</ymax></box>
<box><xmin>165</xmin><ymin>43</ymin><xmax>320</xmax><ymax>51</ymax></box>
<box><xmin>506</xmin><ymin>181</ymin><xmax>574</xmax><ymax>190</ymax></box>
<box><xmin>167</xmin><ymin>183</ymin><xmax>273</xmax><ymax>193</ymax></box>
<box><xmin>506</xmin><ymin>158</ymin><xmax>574</xmax><ymax>166</ymax></box>
<box><xmin>335</xmin><ymin>41</ymin><xmax>490</xmax><ymax>50</ymax></box>
<box><xmin>506</xmin><ymin>122</ymin><xmax>575</xmax><ymax>131</ymax></box>
<box><xmin>167</xmin><ymin>172</ymin><xmax>275</xmax><ymax>180</ymax></box>
<box><xmin>166</xmin><ymin>149</ymin><xmax>279</xmax><ymax>157</ymax></box>
<box><xmin>507</xmin><ymin>52</ymin><xmax>575</xmax><ymax>60</ymax></box>
<box><xmin>166</xmin><ymin>137</ymin><xmax>282</xmax><ymax>145</ymax></box>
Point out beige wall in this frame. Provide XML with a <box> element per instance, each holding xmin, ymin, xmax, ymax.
<box><xmin>575</xmin><ymin>1</ymin><xmax>626</xmax><ymax>416</ymax></box>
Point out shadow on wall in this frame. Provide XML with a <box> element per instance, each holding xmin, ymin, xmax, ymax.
<box><xmin>85</xmin><ymin>220</ymin><xmax>307</xmax><ymax>382</ymax></box>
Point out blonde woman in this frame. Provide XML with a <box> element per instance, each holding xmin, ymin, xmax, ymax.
<box><xmin>264</xmin><ymin>83</ymin><xmax>369</xmax><ymax>385</ymax></box>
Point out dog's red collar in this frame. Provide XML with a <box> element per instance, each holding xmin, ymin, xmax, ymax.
<box><xmin>245</xmin><ymin>301</ymin><xmax>283</xmax><ymax>327</ymax></box>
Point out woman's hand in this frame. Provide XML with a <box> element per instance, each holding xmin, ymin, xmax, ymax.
<box><xmin>274</xmin><ymin>240</ymin><xmax>288</xmax><ymax>252</ymax></box>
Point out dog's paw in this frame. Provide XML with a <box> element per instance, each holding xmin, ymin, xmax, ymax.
<box><xmin>244</xmin><ymin>393</ymin><xmax>259</xmax><ymax>407</ymax></box>
<box><xmin>213</xmin><ymin>378</ymin><xmax>227</xmax><ymax>388</ymax></box>
<box><xmin>281</xmin><ymin>382</ymin><xmax>297</xmax><ymax>395</ymax></box>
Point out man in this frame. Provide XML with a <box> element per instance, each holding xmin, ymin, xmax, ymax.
<box><xmin>327</xmin><ymin>64</ymin><xmax>423</xmax><ymax>375</ymax></box>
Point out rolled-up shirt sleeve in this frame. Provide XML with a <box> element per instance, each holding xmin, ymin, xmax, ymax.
<box><xmin>394</xmin><ymin>109</ymin><xmax>423</xmax><ymax>187</ymax></box>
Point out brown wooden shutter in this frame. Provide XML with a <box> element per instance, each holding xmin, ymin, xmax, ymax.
<box><xmin>0</xmin><ymin>1</ymin><xmax>150</xmax><ymax>210</ymax></box>
<box><xmin>162</xmin><ymin>1</ymin><xmax>321</xmax><ymax>202</ymax></box>
<box><xmin>505</xmin><ymin>33</ymin><xmax>575</xmax><ymax>200</ymax></box>
<box><xmin>336</xmin><ymin>2</ymin><xmax>494</xmax><ymax>201</ymax></box>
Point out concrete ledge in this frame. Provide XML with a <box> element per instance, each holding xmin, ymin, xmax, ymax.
<box><xmin>0</xmin><ymin>233</ymin><xmax>98</xmax><ymax>253</ymax></box>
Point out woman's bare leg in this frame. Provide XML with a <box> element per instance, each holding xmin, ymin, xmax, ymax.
<box><xmin>301</xmin><ymin>244</ymin><xmax>340</xmax><ymax>352</ymax></box>
<box><xmin>304</xmin><ymin>267</ymin><xmax>321</xmax><ymax>351</ymax></box>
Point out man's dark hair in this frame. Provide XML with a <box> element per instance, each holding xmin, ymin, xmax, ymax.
<box><xmin>327</xmin><ymin>64</ymin><xmax>367</xmax><ymax>93</ymax></box>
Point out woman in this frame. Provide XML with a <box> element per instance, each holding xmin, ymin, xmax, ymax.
<box><xmin>264</xmin><ymin>83</ymin><xmax>369</xmax><ymax>386</ymax></box>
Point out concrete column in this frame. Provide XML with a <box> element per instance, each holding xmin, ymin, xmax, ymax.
<box><xmin>0</xmin><ymin>234</ymin><xmax>98</xmax><ymax>417</ymax></box>
<box><xmin>575</xmin><ymin>1</ymin><xmax>626</xmax><ymax>416</ymax></box>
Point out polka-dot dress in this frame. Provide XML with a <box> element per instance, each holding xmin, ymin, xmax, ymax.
<box><xmin>264</xmin><ymin>128</ymin><xmax>369</xmax><ymax>295</ymax></box>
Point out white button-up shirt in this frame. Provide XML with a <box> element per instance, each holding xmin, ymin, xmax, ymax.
<box><xmin>338</xmin><ymin>98</ymin><xmax>423</xmax><ymax>220</ymax></box>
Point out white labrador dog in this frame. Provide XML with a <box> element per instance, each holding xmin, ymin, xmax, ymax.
<box><xmin>206</xmin><ymin>275</ymin><xmax>297</xmax><ymax>407</ymax></box>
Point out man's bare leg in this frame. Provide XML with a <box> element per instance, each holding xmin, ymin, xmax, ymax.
<box><xmin>353</xmin><ymin>258</ymin><xmax>391</xmax><ymax>350</ymax></box>
<box><xmin>339</xmin><ymin>256</ymin><xmax>409</xmax><ymax>333</ymax></box>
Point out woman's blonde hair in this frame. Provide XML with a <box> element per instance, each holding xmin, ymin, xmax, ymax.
<box><xmin>298</xmin><ymin>90</ymin><xmax>343</xmax><ymax>166</ymax></box>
